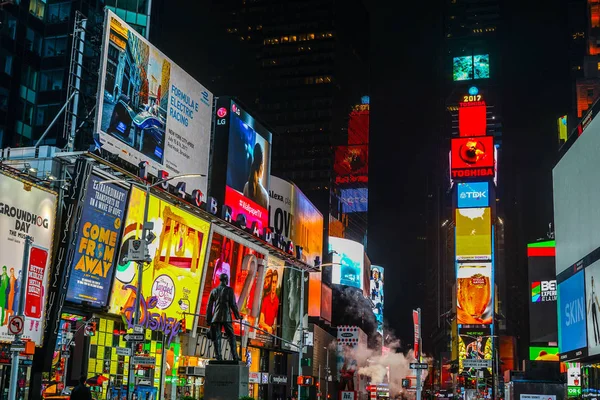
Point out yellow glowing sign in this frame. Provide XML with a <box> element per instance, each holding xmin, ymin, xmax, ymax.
<box><xmin>455</xmin><ymin>208</ymin><xmax>492</xmax><ymax>261</ymax></box>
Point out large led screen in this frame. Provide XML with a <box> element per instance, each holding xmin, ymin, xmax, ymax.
<box><xmin>253</xmin><ymin>259</ymin><xmax>283</xmax><ymax>347</ymax></box>
<box><xmin>553</xmin><ymin>108</ymin><xmax>600</xmax><ymax>275</ymax></box>
<box><xmin>457</xmin><ymin>182</ymin><xmax>489</xmax><ymax>209</ymax></box>
<box><xmin>453</xmin><ymin>54</ymin><xmax>490</xmax><ymax>81</ymax></box>
<box><xmin>586</xmin><ymin>260</ymin><xmax>600</xmax><ymax>356</ymax></box>
<box><xmin>557</xmin><ymin>270</ymin><xmax>587</xmax><ymax>359</ymax></box>
<box><xmin>455</xmin><ymin>208</ymin><xmax>492</xmax><ymax>261</ymax></box>
<box><xmin>370</xmin><ymin>265</ymin><xmax>384</xmax><ymax>336</ymax></box>
<box><xmin>451</xmin><ymin>137</ymin><xmax>495</xmax><ymax>180</ymax></box>
<box><xmin>199</xmin><ymin>231</ymin><xmax>267</xmax><ymax>336</ymax></box>
<box><xmin>528</xmin><ymin>242</ymin><xmax>558</xmax><ymax>344</ymax></box>
<box><xmin>529</xmin><ymin>346</ymin><xmax>559</xmax><ymax>361</ymax></box>
<box><xmin>66</xmin><ymin>175</ymin><xmax>128</xmax><ymax>307</ymax></box>
<box><xmin>459</xmin><ymin>103</ymin><xmax>487</xmax><ymax>137</ymax></box>
<box><xmin>109</xmin><ymin>186</ymin><xmax>211</xmax><ymax>330</ymax></box>
<box><xmin>458</xmin><ymin>326</ymin><xmax>492</xmax><ymax>374</ymax></box>
<box><xmin>456</xmin><ymin>262</ymin><xmax>493</xmax><ymax>325</ymax></box>
<box><xmin>334</xmin><ymin>144</ymin><xmax>369</xmax><ymax>185</ymax></box>
<box><xmin>329</xmin><ymin>237</ymin><xmax>365</xmax><ymax>290</ymax></box>
<box><xmin>0</xmin><ymin>172</ymin><xmax>57</xmax><ymax>345</ymax></box>
<box><xmin>224</xmin><ymin>101</ymin><xmax>272</xmax><ymax>232</ymax></box>
<box><xmin>341</xmin><ymin>188</ymin><xmax>368</xmax><ymax>213</ymax></box>
<box><xmin>96</xmin><ymin>11</ymin><xmax>212</xmax><ymax>197</ymax></box>
<box><xmin>281</xmin><ymin>267</ymin><xmax>308</xmax><ymax>351</ymax></box>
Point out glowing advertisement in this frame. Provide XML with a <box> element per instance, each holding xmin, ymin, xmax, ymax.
<box><xmin>529</xmin><ymin>346</ymin><xmax>559</xmax><ymax>361</ymax></box>
<box><xmin>451</xmin><ymin>137</ymin><xmax>495</xmax><ymax>180</ymax></box>
<box><xmin>557</xmin><ymin>271</ymin><xmax>587</xmax><ymax>360</ymax></box>
<box><xmin>453</xmin><ymin>54</ymin><xmax>490</xmax><ymax>81</ymax></box>
<box><xmin>0</xmin><ymin>172</ymin><xmax>57</xmax><ymax>345</ymax></box>
<box><xmin>566</xmin><ymin>362</ymin><xmax>581</xmax><ymax>396</ymax></box>
<box><xmin>329</xmin><ymin>237</ymin><xmax>365</xmax><ymax>290</ymax></box>
<box><xmin>455</xmin><ymin>208</ymin><xmax>492</xmax><ymax>261</ymax></box>
<box><xmin>370</xmin><ymin>266</ymin><xmax>384</xmax><ymax>337</ymax></box>
<box><xmin>457</xmin><ymin>182</ymin><xmax>489</xmax><ymax>209</ymax></box>
<box><xmin>459</xmin><ymin>102</ymin><xmax>487</xmax><ymax>137</ymax></box>
<box><xmin>458</xmin><ymin>326</ymin><xmax>492</xmax><ymax>374</ymax></box>
<box><xmin>281</xmin><ymin>267</ymin><xmax>308</xmax><ymax>351</ymax></box>
<box><xmin>66</xmin><ymin>175</ymin><xmax>128</xmax><ymax>307</ymax></box>
<box><xmin>108</xmin><ymin>186</ymin><xmax>211</xmax><ymax>345</ymax></box>
<box><xmin>334</xmin><ymin>145</ymin><xmax>369</xmax><ymax>185</ymax></box>
<box><xmin>528</xmin><ymin>242</ymin><xmax>558</xmax><ymax>343</ymax></box>
<box><xmin>223</xmin><ymin>100</ymin><xmax>272</xmax><ymax>233</ymax></box>
<box><xmin>252</xmin><ymin>258</ymin><xmax>284</xmax><ymax>347</ymax></box>
<box><xmin>586</xmin><ymin>260</ymin><xmax>600</xmax><ymax>356</ymax></box>
<box><xmin>341</xmin><ymin>188</ymin><xmax>369</xmax><ymax>213</ymax></box>
<box><xmin>198</xmin><ymin>231</ymin><xmax>267</xmax><ymax>337</ymax></box>
<box><xmin>456</xmin><ymin>262</ymin><xmax>493</xmax><ymax>325</ymax></box>
<box><xmin>96</xmin><ymin>10</ymin><xmax>213</xmax><ymax>198</ymax></box>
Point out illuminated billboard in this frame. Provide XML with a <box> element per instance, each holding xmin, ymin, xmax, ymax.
<box><xmin>458</xmin><ymin>326</ymin><xmax>492</xmax><ymax>374</ymax></box>
<box><xmin>341</xmin><ymin>188</ymin><xmax>368</xmax><ymax>213</ymax></box>
<box><xmin>453</xmin><ymin>54</ymin><xmax>490</xmax><ymax>81</ymax></box>
<box><xmin>212</xmin><ymin>97</ymin><xmax>272</xmax><ymax>233</ymax></box>
<box><xmin>586</xmin><ymin>260</ymin><xmax>600</xmax><ymax>356</ymax></box>
<box><xmin>456</xmin><ymin>262</ymin><xmax>493</xmax><ymax>325</ymax></box>
<box><xmin>281</xmin><ymin>267</ymin><xmax>309</xmax><ymax>351</ymax></box>
<box><xmin>96</xmin><ymin>10</ymin><xmax>212</xmax><ymax>197</ymax></box>
<box><xmin>334</xmin><ymin>145</ymin><xmax>369</xmax><ymax>185</ymax></box>
<box><xmin>329</xmin><ymin>237</ymin><xmax>365</xmax><ymax>290</ymax></box>
<box><xmin>253</xmin><ymin>259</ymin><xmax>284</xmax><ymax>347</ymax></box>
<box><xmin>66</xmin><ymin>175</ymin><xmax>128</xmax><ymax>307</ymax></box>
<box><xmin>0</xmin><ymin>171</ymin><xmax>57</xmax><ymax>345</ymax></box>
<box><xmin>459</xmin><ymin>102</ymin><xmax>487</xmax><ymax>137</ymax></box>
<box><xmin>457</xmin><ymin>182</ymin><xmax>489</xmax><ymax>208</ymax></box>
<box><xmin>451</xmin><ymin>137</ymin><xmax>495</xmax><ymax>180</ymax></box>
<box><xmin>109</xmin><ymin>187</ymin><xmax>211</xmax><ymax>335</ymax></box>
<box><xmin>529</xmin><ymin>346</ymin><xmax>559</xmax><ymax>361</ymax></box>
<box><xmin>528</xmin><ymin>240</ymin><xmax>558</xmax><ymax>344</ymax></box>
<box><xmin>370</xmin><ymin>266</ymin><xmax>384</xmax><ymax>337</ymax></box>
<box><xmin>557</xmin><ymin>270</ymin><xmax>587</xmax><ymax>360</ymax></box>
<box><xmin>455</xmin><ymin>208</ymin><xmax>492</xmax><ymax>261</ymax></box>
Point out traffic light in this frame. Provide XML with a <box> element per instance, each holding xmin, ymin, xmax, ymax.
<box><xmin>301</xmin><ymin>357</ymin><xmax>311</xmax><ymax>367</ymax></box>
<box><xmin>179</xmin><ymin>318</ymin><xmax>186</xmax><ymax>333</ymax></box>
<box><xmin>84</xmin><ymin>322</ymin><xmax>96</xmax><ymax>337</ymax></box>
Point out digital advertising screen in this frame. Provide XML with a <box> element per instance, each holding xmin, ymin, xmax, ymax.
<box><xmin>557</xmin><ymin>270</ymin><xmax>587</xmax><ymax>359</ymax></box>
<box><xmin>321</xmin><ymin>283</ymin><xmax>332</xmax><ymax>323</ymax></box>
<box><xmin>451</xmin><ymin>137</ymin><xmax>495</xmax><ymax>180</ymax></box>
<box><xmin>253</xmin><ymin>259</ymin><xmax>284</xmax><ymax>347</ymax></box>
<box><xmin>528</xmin><ymin>240</ymin><xmax>558</xmax><ymax>344</ymax></box>
<box><xmin>456</xmin><ymin>262</ymin><xmax>493</xmax><ymax>325</ymax></box>
<box><xmin>96</xmin><ymin>11</ymin><xmax>213</xmax><ymax>197</ymax></box>
<box><xmin>0</xmin><ymin>171</ymin><xmax>57</xmax><ymax>345</ymax></box>
<box><xmin>370</xmin><ymin>266</ymin><xmax>384</xmax><ymax>337</ymax></box>
<box><xmin>268</xmin><ymin>175</ymin><xmax>323</xmax><ymax>266</ymax></box>
<box><xmin>453</xmin><ymin>54</ymin><xmax>490</xmax><ymax>81</ymax></box>
<box><xmin>458</xmin><ymin>326</ymin><xmax>492</xmax><ymax>374</ymax></box>
<box><xmin>281</xmin><ymin>267</ymin><xmax>309</xmax><ymax>351</ymax></box>
<box><xmin>529</xmin><ymin>346</ymin><xmax>559</xmax><ymax>361</ymax></box>
<box><xmin>455</xmin><ymin>208</ymin><xmax>492</xmax><ymax>261</ymax></box>
<box><xmin>199</xmin><ymin>231</ymin><xmax>267</xmax><ymax>336</ymax></box>
<box><xmin>586</xmin><ymin>260</ymin><xmax>600</xmax><ymax>356</ymax></box>
<box><xmin>109</xmin><ymin>186</ymin><xmax>211</xmax><ymax>330</ymax></box>
<box><xmin>66</xmin><ymin>175</ymin><xmax>128</xmax><ymax>307</ymax></box>
<box><xmin>329</xmin><ymin>237</ymin><xmax>365</xmax><ymax>290</ymax></box>
<box><xmin>221</xmin><ymin>100</ymin><xmax>272</xmax><ymax>232</ymax></box>
<box><xmin>459</xmin><ymin>102</ymin><xmax>487</xmax><ymax>137</ymax></box>
<box><xmin>457</xmin><ymin>182</ymin><xmax>489</xmax><ymax>209</ymax></box>
<box><xmin>565</xmin><ymin>362</ymin><xmax>581</xmax><ymax>396</ymax></box>
<box><xmin>340</xmin><ymin>188</ymin><xmax>368</xmax><ymax>213</ymax></box>
<box><xmin>334</xmin><ymin>144</ymin><xmax>369</xmax><ymax>185</ymax></box>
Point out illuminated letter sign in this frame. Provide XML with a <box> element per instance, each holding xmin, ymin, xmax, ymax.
<box><xmin>457</xmin><ymin>182</ymin><xmax>490</xmax><ymax>208</ymax></box>
<box><xmin>451</xmin><ymin>137</ymin><xmax>495</xmax><ymax>180</ymax></box>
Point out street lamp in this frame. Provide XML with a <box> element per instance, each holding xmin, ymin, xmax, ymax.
<box><xmin>100</xmin><ymin>173</ymin><xmax>206</xmax><ymax>400</ymax></box>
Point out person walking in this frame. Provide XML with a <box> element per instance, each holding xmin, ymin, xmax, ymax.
<box><xmin>70</xmin><ymin>375</ymin><xmax>92</xmax><ymax>400</ymax></box>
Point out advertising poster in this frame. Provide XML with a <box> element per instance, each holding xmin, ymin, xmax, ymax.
<box><xmin>453</xmin><ymin>54</ymin><xmax>490</xmax><ymax>81</ymax></box>
<box><xmin>455</xmin><ymin>208</ymin><xmax>492</xmax><ymax>261</ymax></box>
<box><xmin>586</xmin><ymin>260</ymin><xmax>600</xmax><ymax>356</ymax></box>
<box><xmin>334</xmin><ymin>144</ymin><xmax>369</xmax><ymax>185</ymax></box>
<box><xmin>458</xmin><ymin>102</ymin><xmax>486</xmax><ymax>137</ymax></box>
<box><xmin>0</xmin><ymin>172</ymin><xmax>57</xmax><ymax>345</ymax></box>
<box><xmin>97</xmin><ymin>11</ymin><xmax>213</xmax><ymax>198</ymax></box>
<box><xmin>199</xmin><ymin>231</ymin><xmax>266</xmax><ymax>336</ymax></box>
<box><xmin>108</xmin><ymin>187</ymin><xmax>211</xmax><ymax>336</ymax></box>
<box><xmin>450</xmin><ymin>137</ymin><xmax>495</xmax><ymax>179</ymax></box>
<box><xmin>281</xmin><ymin>267</ymin><xmax>308</xmax><ymax>351</ymax></box>
<box><xmin>252</xmin><ymin>257</ymin><xmax>283</xmax><ymax>347</ymax></box>
<box><xmin>456</xmin><ymin>262</ymin><xmax>493</xmax><ymax>324</ymax></box>
<box><xmin>458</xmin><ymin>326</ymin><xmax>492</xmax><ymax>374</ymax></box>
<box><xmin>566</xmin><ymin>362</ymin><xmax>581</xmax><ymax>396</ymax></box>
<box><xmin>558</xmin><ymin>271</ymin><xmax>587</xmax><ymax>358</ymax></box>
<box><xmin>341</xmin><ymin>188</ymin><xmax>369</xmax><ymax>213</ymax></box>
<box><xmin>528</xmin><ymin>243</ymin><xmax>558</xmax><ymax>343</ymax></box>
<box><xmin>66</xmin><ymin>175</ymin><xmax>128</xmax><ymax>307</ymax></box>
<box><xmin>457</xmin><ymin>182</ymin><xmax>489</xmax><ymax>209</ymax></box>
<box><xmin>329</xmin><ymin>237</ymin><xmax>365</xmax><ymax>290</ymax></box>
<box><xmin>370</xmin><ymin>266</ymin><xmax>384</xmax><ymax>337</ymax></box>
<box><xmin>529</xmin><ymin>346</ymin><xmax>559</xmax><ymax>361</ymax></box>
<box><xmin>224</xmin><ymin>101</ymin><xmax>272</xmax><ymax>232</ymax></box>
<box><xmin>321</xmin><ymin>283</ymin><xmax>332</xmax><ymax>323</ymax></box>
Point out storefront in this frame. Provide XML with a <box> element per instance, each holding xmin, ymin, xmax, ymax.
<box><xmin>0</xmin><ymin>343</ymin><xmax>33</xmax><ymax>400</ymax></box>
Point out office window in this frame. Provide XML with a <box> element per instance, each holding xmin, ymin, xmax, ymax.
<box><xmin>26</xmin><ymin>28</ymin><xmax>42</xmax><ymax>55</ymax></box>
<box><xmin>47</xmin><ymin>2</ymin><xmax>71</xmax><ymax>23</ymax></box>
<box><xmin>5</xmin><ymin>14</ymin><xmax>17</xmax><ymax>40</ymax></box>
<box><xmin>4</xmin><ymin>54</ymin><xmax>12</xmax><ymax>76</ymax></box>
<box><xmin>0</xmin><ymin>127</ymin><xmax>4</xmax><ymax>148</ymax></box>
<box><xmin>0</xmin><ymin>88</ymin><xmax>8</xmax><ymax>110</ymax></box>
<box><xmin>40</xmin><ymin>70</ymin><xmax>64</xmax><ymax>91</ymax></box>
<box><xmin>29</xmin><ymin>0</ymin><xmax>46</xmax><ymax>20</ymax></box>
<box><xmin>35</xmin><ymin>104</ymin><xmax>60</xmax><ymax>126</ymax></box>
<box><xmin>43</xmin><ymin>36</ymin><xmax>68</xmax><ymax>57</ymax></box>
<box><xmin>106</xmin><ymin>0</ymin><xmax>148</xmax><ymax>14</ymax></box>
<box><xmin>22</xmin><ymin>66</ymin><xmax>38</xmax><ymax>90</ymax></box>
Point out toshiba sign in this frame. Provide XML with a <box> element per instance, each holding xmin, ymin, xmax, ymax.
<box><xmin>451</xmin><ymin>137</ymin><xmax>495</xmax><ymax>180</ymax></box>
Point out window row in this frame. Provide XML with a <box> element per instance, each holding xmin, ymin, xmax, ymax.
<box><xmin>264</xmin><ymin>32</ymin><xmax>334</xmax><ymax>45</ymax></box>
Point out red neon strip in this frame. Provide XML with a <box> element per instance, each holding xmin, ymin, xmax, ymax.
<box><xmin>527</xmin><ymin>247</ymin><xmax>556</xmax><ymax>257</ymax></box>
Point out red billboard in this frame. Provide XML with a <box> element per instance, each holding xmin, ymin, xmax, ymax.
<box><xmin>334</xmin><ymin>145</ymin><xmax>369</xmax><ymax>185</ymax></box>
<box><xmin>459</xmin><ymin>102</ymin><xmax>486</xmax><ymax>137</ymax></box>
<box><xmin>450</xmin><ymin>137</ymin><xmax>495</xmax><ymax>179</ymax></box>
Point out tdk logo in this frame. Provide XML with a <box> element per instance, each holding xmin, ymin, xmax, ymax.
<box><xmin>459</xmin><ymin>191</ymin><xmax>487</xmax><ymax>199</ymax></box>
<box><xmin>457</xmin><ymin>182</ymin><xmax>489</xmax><ymax>208</ymax></box>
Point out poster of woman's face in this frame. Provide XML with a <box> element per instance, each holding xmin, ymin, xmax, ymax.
<box><xmin>281</xmin><ymin>268</ymin><xmax>308</xmax><ymax>350</ymax></box>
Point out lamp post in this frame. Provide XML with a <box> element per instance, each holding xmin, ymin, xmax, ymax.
<box><xmin>324</xmin><ymin>346</ymin><xmax>330</xmax><ymax>400</ymax></box>
<box><xmin>100</xmin><ymin>173</ymin><xmax>206</xmax><ymax>400</ymax></box>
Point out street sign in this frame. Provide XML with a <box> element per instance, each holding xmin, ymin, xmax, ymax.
<box><xmin>463</xmin><ymin>359</ymin><xmax>492</xmax><ymax>369</ymax></box>
<box><xmin>10</xmin><ymin>342</ymin><xmax>25</xmax><ymax>353</ymax></box>
<box><xmin>133</xmin><ymin>325</ymin><xmax>145</xmax><ymax>334</ymax></box>
<box><xmin>116</xmin><ymin>347</ymin><xmax>132</xmax><ymax>356</ymax></box>
<box><xmin>127</xmin><ymin>239</ymin><xmax>147</xmax><ymax>261</ymax></box>
<box><xmin>8</xmin><ymin>316</ymin><xmax>24</xmax><ymax>336</ymax></box>
<box><xmin>137</xmin><ymin>379</ymin><xmax>152</xmax><ymax>386</ymax></box>
<box><xmin>410</xmin><ymin>362</ymin><xmax>429</xmax><ymax>370</ymax></box>
<box><xmin>132</xmin><ymin>356</ymin><xmax>155</xmax><ymax>365</ymax></box>
<box><xmin>123</xmin><ymin>334</ymin><xmax>144</xmax><ymax>342</ymax></box>
<box><xmin>19</xmin><ymin>359</ymin><xmax>32</xmax><ymax>366</ymax></box>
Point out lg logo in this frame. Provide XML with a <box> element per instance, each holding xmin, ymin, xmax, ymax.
<box><xmin>459</xmin><ymin>191</ymin><xmax>487</xmax><ymax>199</ymax></box>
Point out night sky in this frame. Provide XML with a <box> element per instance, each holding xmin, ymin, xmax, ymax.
<box><xmin>156</xmin><ymin>0</ymin><xmax>571</xmax><ymax>347</ymax></box>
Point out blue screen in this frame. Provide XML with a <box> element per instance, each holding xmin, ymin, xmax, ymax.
<box><xmin>558</xmin><ymin>271</ymin><xmax>587</xmax><ymax>354</ymax></box>
<box><xmin>341</xmin><ymin>188</ymin><xmax>368</xmax><ymax>213</ymax></box>
<box><xmin>457</xmin><ymin>182</ymin><xmax>490</xmax><ymax>208</ymax></box>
